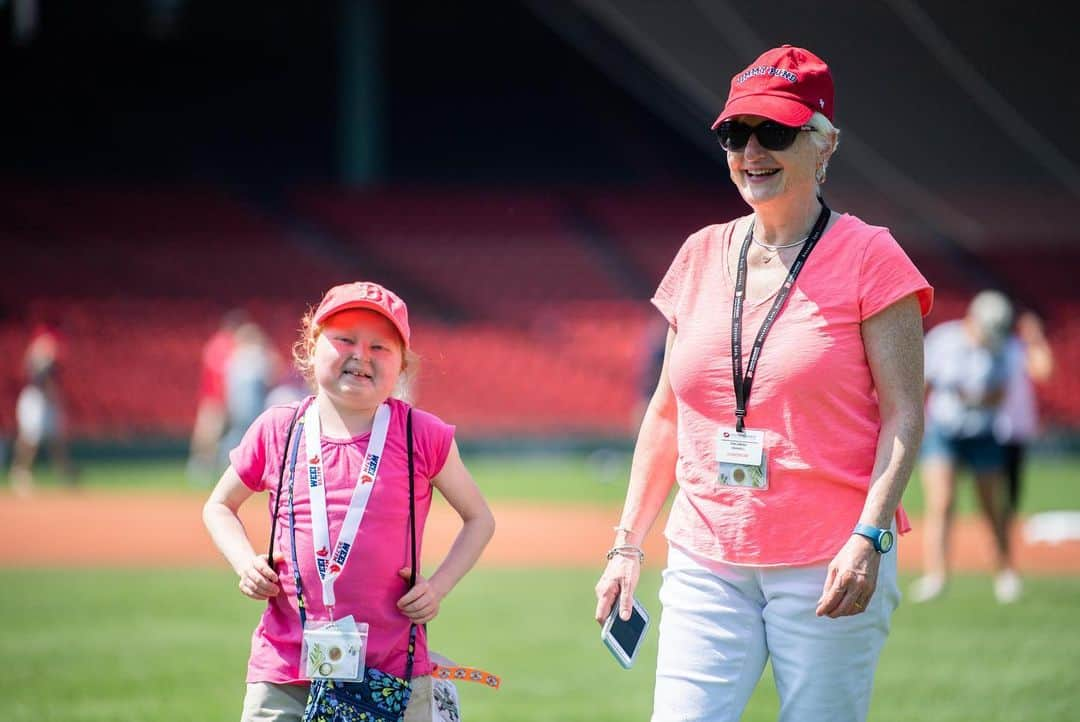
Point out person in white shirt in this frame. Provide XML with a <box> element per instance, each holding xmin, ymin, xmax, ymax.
<box><xmin>912</xmin><ymin>290</ymin><xmax>1020</xmax><ymax>604</ymax></box>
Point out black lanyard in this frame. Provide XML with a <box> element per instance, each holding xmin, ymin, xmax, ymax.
<box><xmin>731</xmin><ymin>199</ymin><xmax>831</xmax><ymax>432</ymax></box>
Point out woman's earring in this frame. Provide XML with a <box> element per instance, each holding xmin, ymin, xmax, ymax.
<box><xmin>815</xmin><ymin>166</ymin><xmax>827</xmax><ymax>184</ymax></box>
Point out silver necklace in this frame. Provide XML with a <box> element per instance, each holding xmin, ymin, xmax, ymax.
<box><xmin>752</xmin><ymin>234</ymin><xmax>808</xmax><ymax>263</ymax></box>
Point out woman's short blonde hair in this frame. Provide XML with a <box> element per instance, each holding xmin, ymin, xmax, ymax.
<box><xmin>292</xmin><ymin>308</ymin><xmax>419</xmax><ymax>402</ymax></box>
<box><xmin>806</xmin><ymin>111</ymin><xmax>840</xmax><ymax>182</ymax></box>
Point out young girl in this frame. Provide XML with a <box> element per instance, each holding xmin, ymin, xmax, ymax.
<box><xmin>204</xmin><ymin>281</ymin><xmax>496</xmax><ymax>722</ymax></box>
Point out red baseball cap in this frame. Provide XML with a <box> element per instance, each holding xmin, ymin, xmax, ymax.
<box><xmin>712</xmin><ymin>45</ymin><xmax>834</xmax><ymax>129</ymax></box>
<box><xmin>313</xmin><ymin>281</ymin><xmax>411</xmax><ymax>348</ymax></box>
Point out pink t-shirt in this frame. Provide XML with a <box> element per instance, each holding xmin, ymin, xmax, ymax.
<box><xmin>230</xmin><ymin>397</ymin><xmax>454</xmax><ymax>684</ymax></box>
<box><xmin>653</xmin><ymin>213</ymin><xmax>933</xmax><ymax>566</ymax></box>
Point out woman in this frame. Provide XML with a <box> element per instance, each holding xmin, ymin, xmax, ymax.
<box><xmin>594</xmin><ymin>45</ymin><xmax>933</xmax><ymax>722</ymax></box>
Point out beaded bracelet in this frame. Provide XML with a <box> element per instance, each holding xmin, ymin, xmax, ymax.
<box><xmin>606</xmin><ymin>544</ymin><xmax>645</xmax><ymax>564</ymax></box>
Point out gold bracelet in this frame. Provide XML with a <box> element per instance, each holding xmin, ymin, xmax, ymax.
<box><xmin>606</xmin><ymin>544</ymin><xmax>645</xmax><ymax>564</ymax></box>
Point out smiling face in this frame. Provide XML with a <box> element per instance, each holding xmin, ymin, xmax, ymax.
<box><xmin>727</xmin><ymin>114</ymin><xmax>823</xmax><ymax>210</ymax></box>
<box><xmin>312</xmin><ymin>309</ymin><xmax>404</xmax><ymax>413</ymax></box>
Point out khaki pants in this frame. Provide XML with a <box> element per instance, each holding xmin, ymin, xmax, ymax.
<box><xmin>241</xmin><ymin>675</ymin><xmax>433</xmax><ymax>722</ymax></box>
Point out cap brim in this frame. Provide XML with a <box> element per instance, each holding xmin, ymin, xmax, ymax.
<box><xmin>315</xmin><ymin>301</ymin><xmax>410</xmax><ymax>347</ymax></box>
<box><xmin>711</xmin><ymin>94</ymin><xmax>815</xmax><ymax>129</ymax></box>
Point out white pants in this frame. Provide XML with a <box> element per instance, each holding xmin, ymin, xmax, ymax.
<box><xmin>652</xmin><ymin>543</ymin><xmax>899</xmax><ymax>722</ymax></box>
<box><xmin>16</xmin><ymin>386</ymin><xmax>58</xmax><ymax>445</ymax></box>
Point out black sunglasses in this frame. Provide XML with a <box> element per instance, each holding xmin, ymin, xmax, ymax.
<box><xmin>714</xmin><ymin>120</ymin><xmax>814</xmax><ymax>152</ymax></box>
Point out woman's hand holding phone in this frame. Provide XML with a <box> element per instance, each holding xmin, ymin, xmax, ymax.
<box><xmin>594</xmin><ymin>554</ymin><xmax>641</xmax><ymax>624</ymax></box>
<box><xmin>600</xmin><ymin>595</ymin><xmax>651</xmax><ymax>669</ymax></box>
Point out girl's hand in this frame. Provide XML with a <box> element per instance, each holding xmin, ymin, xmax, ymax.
<box><xmin>397</xmin><ymin>568</ymin><xmax>443</xmax><ymax>624</ymax></box>
<box><xmin>594</xmin><ymin>553</ymin><xmax>641</xmax><ymax>624</ymax></box>
<box><xmin>238</xmin><ymin>552</ymin><xmax>284</xmax><ymax>601</ymax></box>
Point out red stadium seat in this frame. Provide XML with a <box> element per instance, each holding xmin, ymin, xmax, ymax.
<box><xmin>4</xmin><ymin>182</ymin><xmax>1078</xmax><ymax>439</ymax></box>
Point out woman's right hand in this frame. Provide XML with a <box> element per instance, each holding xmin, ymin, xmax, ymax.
<box><xmin>237</xmin><ymin>552</ymin><xmax>283</xmax><ymax>601</ymax></box>
<box><xmin>594</xmin><ymin>553</ymin><xmax>642</xmax><ymax>624</ymax></box>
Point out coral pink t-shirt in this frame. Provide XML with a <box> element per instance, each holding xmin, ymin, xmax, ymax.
<box><xmin>653</xmin><ymin>213</ymin><xmax>933</xmax><ymax>566</ymax></box>
<box><xmin>230</xmin><ymin>397</ymin><xmax>454</xmax><ymax>684</ymax></box>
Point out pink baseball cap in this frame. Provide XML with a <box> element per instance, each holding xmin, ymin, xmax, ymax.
<box><xmin>313</xmin><ymin>281</ymin><xmax>411</xmax><ymax>348</ymax></box>
<box><xmin>712</xmin><ymin>45</ymin><xmax>834</xmax><ymax>129</ymax></box>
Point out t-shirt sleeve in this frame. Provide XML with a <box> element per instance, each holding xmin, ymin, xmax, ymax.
<box><xmin>651</xmin><ymin>231</ymin><xmax>702</xmax><ymax>328</ymax></box>
<box><xmin>410</xmin><ymin>408</ymin><xmax>456</xmax><ymax>481</ymax></box>
<box><xmin>228</xmin><ymin>405</ymin><xmax>296</xmax><ymax>492</ymax></box>
<box><xmin>858</xmin><ymin>230</ymin><xmax>934</xmax><ymax>320</ymax></box>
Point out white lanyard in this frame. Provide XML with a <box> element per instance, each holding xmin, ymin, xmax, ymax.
<box><xmin>303</xmin><ymin>400</ymin><xmax>392</xmax><ymax>611</ymax></box>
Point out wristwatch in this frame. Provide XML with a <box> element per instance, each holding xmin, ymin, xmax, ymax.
<box><xmin>853</xmin><ymin>523</ymin><xmax>894</xmax><ymax>553</ymax></box>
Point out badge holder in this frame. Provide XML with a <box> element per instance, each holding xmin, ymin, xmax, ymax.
<box><xmin>716</xmin><ymin>427</ymin><xmax>769</xmax><ymax>490</ymax></box>
<box><xmin>301</xmin><ymin>615</ymin><xmax>369</xmax><ymax>681</ymax></box>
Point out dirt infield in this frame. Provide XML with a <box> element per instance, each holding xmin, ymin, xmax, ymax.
<box><xmin>2</xmin><ymin>489</ymin><xmax>1078</xmax><ymax>573</ymax></box>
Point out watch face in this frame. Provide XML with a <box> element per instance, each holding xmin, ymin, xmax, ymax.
<box><xmin>879</xmin><ymin>530</ymin><xmax>895</xmax><ymax>552</ymax></box>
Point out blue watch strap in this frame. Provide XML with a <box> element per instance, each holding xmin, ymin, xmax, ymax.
<box><xmin>853</xmin><ymin>523</ymin><xmax>893</xmax><ymax>553</ymax></box>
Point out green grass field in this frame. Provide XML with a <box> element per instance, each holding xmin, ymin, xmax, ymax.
<box><xmin>3</xmin><ymin>452</ymin><xmax>1079</xmax><ymax>721</ymax></box>
<box><xmin>1</xmin><ymin>569</ymin><xmax>1078</xmax><ymax>722</ymax></box>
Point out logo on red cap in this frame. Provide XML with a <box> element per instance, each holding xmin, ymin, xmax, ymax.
<box><xmin>735</xmin><ymin>65</ymin><xmax>798</xmax><ymax>85</ymax></box>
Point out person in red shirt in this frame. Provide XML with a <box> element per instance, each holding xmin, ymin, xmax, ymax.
<box><xmin>187</xmin><ymin>308</ymin><xmax>248</xmax><ymax>483</ymax></box>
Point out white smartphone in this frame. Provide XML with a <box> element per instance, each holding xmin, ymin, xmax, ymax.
<box><xmin>600</xmin><ymin>596</ymin><xmax>650</xmax><ymax>669</ymax></box>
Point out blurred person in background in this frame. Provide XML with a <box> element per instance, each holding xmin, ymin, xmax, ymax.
<box><xmin>994</xmin><ymin>310</ymin><xmax>1054</xmax><ymax>532</ymax></box>
<box><xmin>220</xmin><ymin>320</ymin><xmax>280</xmax><ymax>462</ymax></box>
<box><xmin>912</xmin><ymin>289</ymin><xmax>1019</xmax><ymax>604</ymax></box>
<box><xmin>187</xmin><ymin>307</ymin><xmax>248</xmax><ymax>483</ymax></box>
<box><xmin>9</xmin><ymin>324</ymin><xmax>76</xmax><ymax>494</ymax></box>
<box><xmin>594</xmin><ymin>45</ymin><xmax>932</xmax><ymax>722</ymax></box>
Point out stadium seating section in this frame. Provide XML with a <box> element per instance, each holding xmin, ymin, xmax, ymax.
<box><xmin>3</xmin><ymin>182</ymin><xmax>1077</xmax><ymax>440</ymax></box>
